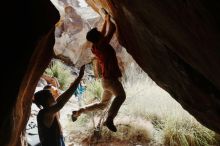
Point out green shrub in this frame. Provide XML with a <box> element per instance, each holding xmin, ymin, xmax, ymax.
<box><xmin>84</xmin><ymin>79</ymin><xmax>103</xmax><ymax>103</ymax></box>
<box><xmin>162</xmin><ymin>116</ymin><xmax>217</xmax><ymax>146</ymax></box>
<box><xmin>44</xmin><ymin>59</ymin><xmax>74</xmax><ymax>90</ymax></box>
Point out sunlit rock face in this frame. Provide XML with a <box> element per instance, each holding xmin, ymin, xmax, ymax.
<box><xmin>52</xmin><ymin>0</ymin><xmax>133</xmax><ymax>71</ymax></box>
<box><xmin>83</xmin><ymin>0</ymin><xmax>220</xmax><ymax>133</ymax></box>
<box><xmin>56</xmin><ymin>2</ymin><xmax>127</xmax><ymax>69</ymax></box>
<box><xmin>53</xmin><ymin>0</ymin><xmax>99</xmax><ymax>67</ymax></box>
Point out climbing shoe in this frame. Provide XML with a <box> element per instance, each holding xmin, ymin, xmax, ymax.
<box><xmin>103</xmin><ymin>120</ymin><xmax>117</xmax><ymax>132</ymax></box>
<box><xmin>71</xmin><ymin>111</ymin><xmax>80</xmax><ymax>122</ymax></box>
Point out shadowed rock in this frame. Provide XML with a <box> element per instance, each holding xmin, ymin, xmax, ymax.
<box><xmin>1</xmin><ymin>0</ymin><xmax>220</xmax><ymax>145</ymax></box>
<box><xmin>86</xmin><ymin>0</ymin><xmax>220</xmax><ymax>133</ymax></box>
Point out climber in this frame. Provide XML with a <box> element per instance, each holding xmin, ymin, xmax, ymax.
<box><xmin>33</xmin><ymin>65</ymin><xmax>85</xmax><ymax>146</ymax></box>
<box><xmin>71</xmin><ymin>10</ymin><xmax>126</xmax><ymax>132</ymax></box>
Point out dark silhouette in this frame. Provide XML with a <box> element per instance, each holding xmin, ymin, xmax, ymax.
<box><xmin>33</xmin><ymin>65</ymin><xmax>85</xmax><ymax>146</ymax></box>
<box><xmin>72</xmin><ymin>12</ymin><xmax>126</xmax><ymax>132</ymax></box>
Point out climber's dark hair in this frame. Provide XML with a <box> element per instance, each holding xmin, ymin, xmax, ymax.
<box><xmin>33</xmin><ymin>89</ymin><xmax>53</xmax><ymax>109</ymax></box>
<box><xmin>43</xmin><ymin>84</ymin><xmax>53</xmax><ymax>90</ymax></box>
<box><xmin>86</xmin><ymin>27</ymin><xmax>102</xmax><ymax>43</ymax></box>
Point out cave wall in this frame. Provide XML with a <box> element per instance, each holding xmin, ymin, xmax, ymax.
<box><xmin>0</xmin><ymin>0</ymin><xmax>60</xmax><ymax>145</ymax></box>
<box><xmin>1</xmin><ymin>0</ymin><xmax>220</xmax><ymax>145</ymax></box>
<box><xmin>53</xmin><ymin>4</ymin><xmax>94</xmax><ymax>67</ymax></box>
<box><xmin>85</xmin><ymin>0</ymin><xmax>220</xmax><ymax>133</ymax></box>
<box><xmin>52</xmin><ymin>1</ymin><xmax>131</xmax><ymax>71</ymax></box>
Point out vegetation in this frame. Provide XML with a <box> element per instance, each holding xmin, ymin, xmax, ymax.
<box><xmin>58</xmin><ymin>60</ymin><xmax>219</xmax><ymax>145</ymax></box>
<box><xmin>44</xmin><ymin>59</ymin><xmax>74</xmax><ymax>90</ymax></box>
<box><xmin>119</xmin><ymin>62</ymin><xmax>218</xmax><ymax>146</ymax></box>
<box><xmin>84</xmin><ymin>79</ymin><xmax>103</xmax><ymax>103</ymax></box>
<box><xmin>162</xmin><ymin>116</ymin><xmax>217</xmax><ymax>146</ymax></box>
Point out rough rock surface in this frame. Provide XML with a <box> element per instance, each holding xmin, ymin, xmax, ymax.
<box><xmin>53</xmin><ymin>0</ymin><xmax>99</xmax><ymax>67</ymax></box>
<box><xmin>0</xmin><ymin>0</ymin><xmax>60</xmax><ymax>145</ymax></box>
<box><xmin>1</xmin><ymin>0</ymin><xmax>220</xmax><ymax>145</ymax></box>
<box><xmin>53</xmin><ymin>1</ymin><xmax>132</xmax><ymax>72</ymax></box>
<box><xmin>85</xmin><ymin>0</ymin><xmax>220</xmax><ymax>133</ymax></box>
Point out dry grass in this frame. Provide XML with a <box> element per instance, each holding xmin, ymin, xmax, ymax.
<box><xmin>61</xmin><ymin>60</ymin><xmax>218</xmax><ymax>146</ymax></box>
<box><xmin>119</xmin><ymin>61</ymin><xmax>218</xmax><ymax>146</ymax></box>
